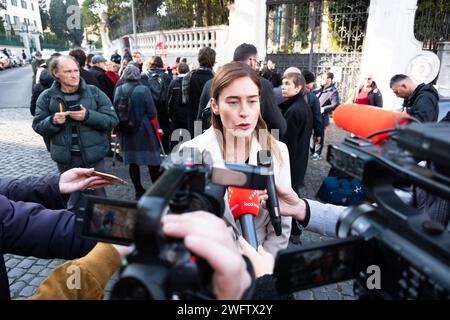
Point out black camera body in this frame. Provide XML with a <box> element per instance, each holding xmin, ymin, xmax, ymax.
<box><xmin>77</xmin><ymin>147</ymin><xmax>271</xmax><ymax>299</ymax></box>
<box><xmin>275</xmin><ymin>123</ymin><xmax>450</xmax><ymax>299</ymax></box>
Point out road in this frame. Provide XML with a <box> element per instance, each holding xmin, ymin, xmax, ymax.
<box><xmin>0</xmin><ymin>66</ymin><xmax>355</xmax><ymax>300</ymax></box>
<box><xmin>0</xmin><ymin>65</ymin><xmax>34</xmax><ymax>109</ymax></box>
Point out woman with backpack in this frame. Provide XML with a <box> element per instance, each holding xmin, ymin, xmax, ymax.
<box><xmin>114</xmin><ymin>65</ymin><xmax>162</xmax><ymax>200</ymax></box>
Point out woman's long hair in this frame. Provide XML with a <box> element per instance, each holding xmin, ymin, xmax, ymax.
<box><xmin>210</xmin><ymin>62</ymin><xmax>283</xmax><ymax>164</ymax></box>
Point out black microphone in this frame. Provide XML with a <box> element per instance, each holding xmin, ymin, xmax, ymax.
<box><xmin>257</xmin><ymin>150</ymin><xmax>282</xmax><ymax>236</ymax></box>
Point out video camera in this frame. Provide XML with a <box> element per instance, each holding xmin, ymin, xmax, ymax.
<box><xmin>76</xmin><ymin>147</ymin><xmax>271</xmax><ymax>299</ymax></box>
<box><xmin>275</xmin><ymin>123</ymin><xmax>450</xmax><ymax>299</ymax></box>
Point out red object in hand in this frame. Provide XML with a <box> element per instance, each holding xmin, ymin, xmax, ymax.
<box><xmin>227</xmin><ymin>187</ymin><xmax>259</xmax><ymax>219</ymax></box>
<box><xmin>150</xmin><ymin>117</ymin><xmax>162</xmax><ymax>142</ymax></box>
<box><xmin>333</xmin><ymin>104</ymin><xmax>413</xmax><ymax>143</ymax></box>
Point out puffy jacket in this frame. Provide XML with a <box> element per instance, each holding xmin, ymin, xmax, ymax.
<box><xmin>0</xmin><ymin>175</ymin><xmax>95</xmax><ymax>299</ymax></box>
<box><xmin>32</xmin><ymin>78</ymin><xmax>119</xmax><ymax>166</ymax></box>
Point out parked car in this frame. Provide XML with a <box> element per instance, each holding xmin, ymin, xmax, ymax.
<box><xmin>438</xmin><ymin>96</ymin><xmax>450</xmax><ymax>122</ymax></box>
<box><xmin>9</xmin><ymin>52</ymin><xmax>23</xmax><ymax>67</ymax></box>
<box><xmin>0</xmin><ymin>52</ymin><xmax>11</xmax><ymax>70</ymax></box>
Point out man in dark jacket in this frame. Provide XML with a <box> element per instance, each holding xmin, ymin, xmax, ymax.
<box><xmin>261</xmin><ymin>59</ymin><xmax>282</xmax><ymax>88</ymax></box>
<box><xmin>89</xmin><ymin>55</ymin><xmax>115</xmax><ymax>102</ymax></box>
<box><xmin>197</xmin><ymin>43</ymin><xmax>287</xmax><ymax>139</ymax></box>
<box><xmin>32</xmin><ymin>55</ymin><xmax>118</xmax><ymax>207</ymax></box>
<box><xmin>0</xmin><ymin>168</ymin><xmax>110</xmax><ymax>299</ymax></box>
<box><xmin>182</xmin><ymin>47</ymin><xmax>216</xmax><ymax>138</ymax></box>
<box><xmin>167</xmin><ymin>62</ymin><xmax>190</xmax><ymax>145</ymax></box>
<box><xmin>69</xmin><ymin>49</ymin><xmax>101</xmax><ymax>88</ymax></box>
<box><xmin>110</xmin><ymin>49</ymin><xmax>121</xmax><ymax>65</ymax></box>
<box><xmin>30</xmin><ymin>68</ymin><xmax>54</xmax><ymax>116</ymax></box>
<box><xmin>312</xmin><ymin>72</ymin><xmax>340</xmax><ymax>160</ymax></box>
<box><xmin>390</xmin><ymin>74</ymin><xmax>439</xmax><ymax>122</ymax></box>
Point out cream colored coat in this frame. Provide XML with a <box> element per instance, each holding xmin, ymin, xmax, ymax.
<box><xmin>180</xmin><ymin>127</ymin><xmax>292</xmax><ymax>256</ymax></box>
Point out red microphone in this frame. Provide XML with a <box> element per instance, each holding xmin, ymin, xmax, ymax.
<box><xmin>228</xmin><ymin>187</ymin><xmax>259</xmax><ymax>249</ymax></box>
<box><xmin>333</xmin><ymin>104</ymin><xmax>413</xmax><ymax>143</ymax></box>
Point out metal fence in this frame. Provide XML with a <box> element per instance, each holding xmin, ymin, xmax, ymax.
<box><xmin>266</xmin><ymin>0</ymin><xmax>369</xmax><ymax>100</ymax></box>
<box><xmin>414</xmin><ymin>0</ymin><xmax>450</xmax><ymax>52</ymax></box>
<box><xmin>0</xmin><ymin>34</ymin><xmax>23</xmax><ymax>47</ymax></box>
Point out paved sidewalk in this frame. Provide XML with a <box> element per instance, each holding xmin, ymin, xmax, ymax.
<box><xmin>1</xmin><ymin>107</ymin><xmax>355</xmax><ymax>300</ymax></box>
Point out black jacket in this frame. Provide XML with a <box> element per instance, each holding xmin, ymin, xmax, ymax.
<box><xmin>30</xmin><ymin>69</ymin><xmax>54</xmax><ymax>116</ymax></box>
<box><xmin>167</xmin><ymin>76</ymin><xmax>188</xmax><ymax>124</ymax></box>
<box><xmin>403</xmin><ymin>83</ymin><xmax>439</xmax><ymax>122</ymax></box>
<box><xmin>355</xmin><ymin>81</ymin><xmax>383</xmax><ymax>107</ymax></box>
<box><xmin>0</xmin><ymin>175</ymin><xmax>95</xmax><ymax>299</ymax></box>
<box><xmin>186</xmin><ymin>68</ymin><xmax>214</xmax><ymax>136</ymax></box>
<box><xmin>80</xmin><ymin>68</ymin><xmax>101</xmax><ymax>88</ymax></box>
<box><xmin>280</xmin><ymin>93</ymin><xmax>313</xmax><ymax>189</ymax></box>
<box><xmin>89</xmin><ymin>66</ymin><xmax>115</xmax><ymax>103</ymax></box>
<box><xmin>314</xmin><ymin>83</ymin><xmax>340</xmax><ymax>127</ymax></box>
<box><xmin>198</xmin><ymin>77</ymin><xmax>287</xmax><ymax>138</ymax></box>
<box><xmin>306</xmin><ymin>91</ymin><xmax>323</xmax><ymax>138</ymax></box>
<box><xmin>110</xmin><ymin>53</ymin><xmax>121</xmax><ymax>65</ymax></box>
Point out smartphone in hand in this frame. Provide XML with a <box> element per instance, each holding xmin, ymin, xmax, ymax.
<box><xmin>91</xmin><ymin>171</ymin><xmax>128</xmax><ymax>185</ymax></box>
<box><xmin>68</xmin><ymin>104</ymin><xmax>82</xmax><ymax>112</ymax></box>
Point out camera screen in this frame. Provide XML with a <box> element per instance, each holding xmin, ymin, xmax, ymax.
<box><xmin>274</xmin><ymin>237</ymin><xmax>365</xmax><ymax>294</ymax></box>
<box><xmin>83</xmin><ymin>199</ymin><xmax>138</xmax><ymax>245</ymax></box>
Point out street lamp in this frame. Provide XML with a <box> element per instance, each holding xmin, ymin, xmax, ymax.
<box><xmin>131</xmin><ymin>0</ymin><xmax>138</xmax><ymax>51</ymax></box>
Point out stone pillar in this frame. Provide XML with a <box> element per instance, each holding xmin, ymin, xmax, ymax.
<box><xmin>19</xmin><ymin>32</ymin><xmax>30</xmax><ymax>54</ymax></box>
<box><xmin>436</xmin><ymin>42</ymin><xmax>450</xmax><ymax>98</ymax></box>
<box><xmin>218</xmin><ymin>0</ymin><xmax>266</xmax><ymax>64</ymax></box>
<box><xmin>360</xmin><ymin>0</ymin><xmax>440</xmax><ymax>110</ymax></box>
<box><xmin>32</xmin><ymin>33</ymin><xmax>41</xmax><ymax>52</ymax></box>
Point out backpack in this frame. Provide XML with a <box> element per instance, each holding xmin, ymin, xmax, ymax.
<box><xmin>167</xmin><ymin>78</ymin><xmax>186</xmax><ymax>121</ymax></box>
<box><xmin>114</xmin><ymin>84</ymin><xmax>142</xmax><ymax>133</ymax></box>
<box><xmin>316</xmin><ymin>168</ymin><xmax>366</xmax><ymax>206</ymax></box>
<box><xmin>199</xmin><ymin>101</ymin><xmax>212</xmax><ymax>132</ymax></box>
<box><xmin>145</xmin><ymin>71</ymin><xmax>168</xmax><ymax>106</ymax></box>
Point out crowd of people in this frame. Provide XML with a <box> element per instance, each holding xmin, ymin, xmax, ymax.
<box><xmin>0</xmin><ymin>43</ymin><xmax>446</xmax><ymax>300</ymax></box>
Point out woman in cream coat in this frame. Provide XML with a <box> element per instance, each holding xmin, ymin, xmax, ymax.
<box><xmin>180</xmin><ymin>62</ymin><xmax>292</xmax><ymax>256</ymax></box>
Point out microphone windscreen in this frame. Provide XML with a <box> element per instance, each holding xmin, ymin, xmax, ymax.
<box><xmin>227</xmin><ymin>187</ymin><xmax>259</xmax><ymax>219</ymax></box>
<box><xmin>333</xmin><ymin>104</ymin><xmax>412</xmax><ymax>142</ymax></box>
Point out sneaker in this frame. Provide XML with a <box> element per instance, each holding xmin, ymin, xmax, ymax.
<box><xmin>311</xmin><ymin>153</ymin><xmax>321</xmax><ymax>161</ymax></box>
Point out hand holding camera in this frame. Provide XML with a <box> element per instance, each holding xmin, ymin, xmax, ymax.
<box><xmin>162</xmin><ymin>211</ymin><xmax>252</xmax><ymax>300</ymax></box>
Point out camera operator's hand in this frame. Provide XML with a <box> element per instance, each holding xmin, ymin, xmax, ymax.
<box><xmin>238</xmin><ymin>237</ymin><xmax>274</xmax><ymax>278</ymax></box>
<box><xmin>59</xmin><ymin>168</ymin><xmax>111</xmax><ymax>194</ymax></box>
<box><xmin>259</xmin><ymin>185</ymin><xmax>306</xmax><ymax>222</ymax></box>
<box><xmin>162</xmin><ymin>211</ymin><xmax>252</xmax><ymax>300</ymax></box>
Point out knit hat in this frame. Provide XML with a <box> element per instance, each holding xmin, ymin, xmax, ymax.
<box><xmin>302</xmin><ymin>70</ymin><xmax>316</xmax><ymax>84</ymax></box>
<box><xmin>123</xmin><ymin>64</ymin><xmax>141</xmax><ymax>81</ymax></box>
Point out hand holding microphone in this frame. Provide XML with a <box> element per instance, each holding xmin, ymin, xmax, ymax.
<box><xmin>228</xmin><ymin>186</ymin><xmax>259</xmax><ymax>249</ymax></box>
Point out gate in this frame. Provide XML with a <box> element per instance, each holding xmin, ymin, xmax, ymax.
<box><xmin>266</xmin><ymin>0</ymin><xmax>370</xmax><ymax>100</ymax></box>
